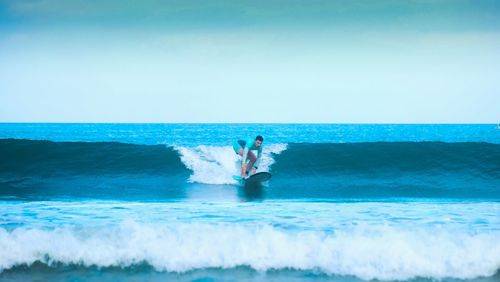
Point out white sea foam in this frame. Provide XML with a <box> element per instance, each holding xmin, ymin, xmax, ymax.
<box><xmin>175</xmin><ymin>144</ymin><xmax>287</xmax><ymax>184</ymax></box>
<box><xmin>0</xmin><ymin>222</ymin><xmax>499</xmax><ymax>280</ymax></box>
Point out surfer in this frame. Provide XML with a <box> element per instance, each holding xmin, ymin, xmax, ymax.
<box><xmin>233</xmin><ymin>135</ymin><xmax>264</xmax><ymax>178</ymax></box>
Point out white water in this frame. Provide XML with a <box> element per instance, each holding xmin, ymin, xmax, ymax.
<box><xmin>175</xmin><ymin>144</ymin><xmax>287</xmax><ymax>184</ymax></box>
<box><xmin>1</xmin><ymin>221</ymin><xmax>499</xmax><ymax>280</ymax></box>
<box><xmin>1</xmin><ymin>201</ymin><xmax>499</xmax><ymax>280</ymax></box>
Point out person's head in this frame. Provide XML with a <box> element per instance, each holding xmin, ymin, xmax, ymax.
<box><xmin>255</xmin><ymin>135</ymin><xmax>264</xmax><ymax>147</ymax></box>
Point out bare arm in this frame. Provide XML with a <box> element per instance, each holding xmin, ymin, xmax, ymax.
<box><xmin>254</xmin><ymin>148</ymin><xmax>262</xmax><ymax>168</ymax></box>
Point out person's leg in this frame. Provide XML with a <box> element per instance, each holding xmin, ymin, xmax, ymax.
<box><xmin>246</xmin><ymin>151</ymin><xmax>257</xmax><ymax>173</ymax></box>
<box><xmin>234</xmin><ymin>147</ymin><xmax>246</xmax><ymax>176</ymax></box>
<box><xmin>237</xmin><ymin>148</ymin><xmax>249</xmax><ymax>176</ymax></box>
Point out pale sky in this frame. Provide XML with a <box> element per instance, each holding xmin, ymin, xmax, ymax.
<box><xmin>1</xmin><ymin>0</ymin><xmax>499</xmax><ymax>123</ymax></box>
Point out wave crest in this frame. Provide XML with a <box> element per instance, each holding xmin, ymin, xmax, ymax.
<box><xmin>1</xmin><ymin>222</ymin><xmax>499</xmax><ymax>280</ymax></box>
<box><xmin>175</xmin><ymin>144</ymin><xmax>287</xmax><ymax>184</ymax></box>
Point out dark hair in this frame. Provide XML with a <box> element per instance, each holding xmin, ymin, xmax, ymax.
<box><xmin>255</xmin><ymin>135</ymin><xmax>264</xmax><ymax>142</ymax></box>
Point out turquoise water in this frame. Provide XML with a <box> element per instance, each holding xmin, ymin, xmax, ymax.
<box><xmin>0</xmin><ymin>123</ymin><xmax>499</xmax><ymax>281</ymax></box>
<box><xmin>1</xmin><ymin>123</ymin><xmax>498</xmax><ymax>145</ymax></box>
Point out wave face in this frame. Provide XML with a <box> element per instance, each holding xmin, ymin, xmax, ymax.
<box><xmin>1</xmin><ymin>139</ymin><xmax>499</xmax><ymax>200</ymax></box>
<box><xmin>269</xmin><ymin>142</ymin><xmax>500</xmax><ymax>199</ymax></box>
<box><xmin>0</xmin><ymin>138</ymin><xmax>185</xmax><ymax>176</ymax></box>
<box><xmin>274</xmin><ymin>142</ymin><xmax>500</xmax><ymax>174</ymax></box>
<box><xmin>0</xmin><ymin>139</ymin><xmax>190</xmax><ymax>200</ymax></box>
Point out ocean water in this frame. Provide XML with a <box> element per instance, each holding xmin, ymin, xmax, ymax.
<box><xmin>0</xmin><ymin>123</ymin><xmax>499</xmax><ymax>282</ymax></box>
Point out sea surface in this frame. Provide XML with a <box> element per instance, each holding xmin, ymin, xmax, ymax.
<box><xmin>0</xmin><ymin>123</ymin><xmax>499</xmax><ymax>282</ymax></box>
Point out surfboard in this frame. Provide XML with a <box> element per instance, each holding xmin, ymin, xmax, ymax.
<box><xmin>233</xmin><ymin>172</ymin><xmax>272</xmax><ymax>184</ymax></box>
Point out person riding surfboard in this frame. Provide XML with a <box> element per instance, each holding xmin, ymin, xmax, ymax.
<box><xmin>233</xmin><ymin>135</ymin><xmax>263</xmax><ymax>178</ymax></box>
